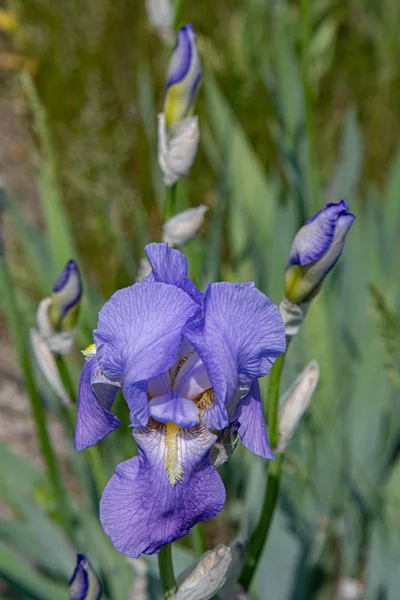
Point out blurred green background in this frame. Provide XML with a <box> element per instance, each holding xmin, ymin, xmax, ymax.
<box><xmin>1</xmin><ymin>0</ymin><xmax>400</xmax><ymax>599</ymax></box>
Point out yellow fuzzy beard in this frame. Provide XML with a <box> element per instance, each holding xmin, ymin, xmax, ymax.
<box><xmin>165</xmin><ymin>422</ymin><xmax>183</xmax><ymax>486</ymax></box>
<box><xmin>81</xmin><ymin>343</ymin><xmax>96</xmax><ymax>358</ymax></box>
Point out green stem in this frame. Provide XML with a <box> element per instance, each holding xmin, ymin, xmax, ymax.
<box><xmin>165</xmin><ymin>184</ymin><xmax>177</xmax><ymax>221</ymax></box>
<box><xmin>267</xmin><ymin>354</ymin><xmax>285</xmax><ymax>448</ymax></box>
<box><xmin>158</xmin><ymin>544</ymin><xmax>177</xmax><ymax>599</ymax></box>
<box><xmin>173</xmin><ymin>0</ymin><xmax>184</xmax><ymax>29</ymax></box>
<box><xmin>189</xmin><ymin>524</ymin><xmax>205</xmax><ymax>557</ymax></box>
<box><xmin>300</xmin><ymin>0</ymin><xmax>319</xmax><ymax>211</ymax></box>
<box><xmin>239</xmin><ymin>354</ymin><xmax>286</xmax><ymax>591</ymax></box>
<box><xmin>0</xmin><ymin>256</ymin><xmax>71</xmax><ymax>535</ymax></box>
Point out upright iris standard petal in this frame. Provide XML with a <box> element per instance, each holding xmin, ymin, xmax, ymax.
<box><xmin>69</xmin><ymin>554</ymin><xmax>102</xmax><ymax>600</ymax></box>
<box><xmin>164</xmin><ymin>24</ymin><xmax>202</xmax><ymax>127</ymax></box>
<box><xmin>94</xmin><ymin>281</ymin><xmax>199</xmax><ymax>427</ymax></box>
<box><xmin>75</xmin><ymin>357</ymin><xmax>121</xmax><ymax>450</ymax></box>
<box><xmin>184</xmin><ymin>282</ymin><xmax>286</xmax><ymax>429</ymax></box>
<box><xmin>100</xmin><ymin>421</ymin><xmax>225</xmax><ymax>558</ymax></box>
<box><xmin>49</xmin><ymin>260</ymin><xmax>83</xmax><ymax>331</ymax></box>
<box><xmin>285</xmin><ymin>201</ymin><xmax>355</xmax><ymax>304</ymax></box>
<box><xmin>145</xmin><ymin>242</ymin><xmax>203</xmax><ymax>304</ymax></box>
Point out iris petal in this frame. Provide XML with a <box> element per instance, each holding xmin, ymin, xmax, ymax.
<box><xmin>94</xmin><ymin>282</ymin><xmax>198</xmax><ymax>427</ymax></box>
<box><xmin>149</xmin><ymin>392</ymin><xmax>200</xmax><ymax>427</ymax></box>
<box><xmin>234</xmin><ymin>380</ymin><xmax>274</xmax><ymax>459</ymax></box>
<box><xmin>173</xmin><ymin>351</ymin><xmax>212</xmax><ymax>400</ymax></box>
<box><xmin>184</xmin><ymin>282</ymin><xmax>286</xmax><ymax>429</ymax></box>
<box><xmin>100</xmin><ymin>423</ymin><xmax>225</xmax><ymax>558</ymax></box>
<box><xmin>148</xmin><ymin>371</ymin><xmax>172</xmax><ymax>398</ymax></box>
<box><xmin>75</xmin><ymin>358</ymin><xmax>120</xmax><ymax>451</ymax></box>
<box><xmin>144</xmin><ymin>242</ymin><xmax>203</xmax><ymax>304</ymax></box>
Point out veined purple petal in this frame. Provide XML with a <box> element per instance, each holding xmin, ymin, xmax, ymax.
<box><xmin>288</xmin><ymin>201</ymin><xmax>353</xmax><ymax>267</ymax></box>
<box><xmin>75</xmin><ymin>358</ymin><xmax>120</xmax><ymax>451</ymax></box>
<box><xmin>149</xmin><ymin>392</ymin><xmax>200</xmax><ymax>427</ymax></box>
<box><xmin>148</xmin><ymin>371</ymin><xmax>171</xmax><ymax>398</ymax></box>
<box><xmin>94</xmin><ymin>282</ymin><xmax>198</xmax><ymax>427</ymax></box>
<box><xmin>100</xmin><ymin>422</ymin><xmax>225</xmax><ymax>558</ymax></box>
<box><xmin>144</xmin><ymin>242</ymin><xmax>202</xmax><ymax>304</ymax></box>
<box><xmin>184</xmin><ymin>283</ymin><xmax>286</xmax><ymax>429</ymax></box>
<box><xmin>173</xmin><ymin>351</ymin><xmax>212</xmax><ymax>399</ymax></box>
<box><xmin>234</xmin><ymin>380</ymin><xmax>274</xmax><ymax>459</ymax></box>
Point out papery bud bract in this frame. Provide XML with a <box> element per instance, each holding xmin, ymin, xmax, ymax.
<box><xmin>49</xmin><ymin>260</ymin><xmax>82</xmax><ymax>331</ymax></box>
<box><xmin>219</xmin><ymin>540</ymin><xmax>247</xmax><ymax>600</ymax></box>
<box><xmin>285</xmin><ymin>201</ymin><xmax>355</xmax><ymax>304</ymax></box>
<box><xmin>162</xmin><ymin>205</ymin><xmax>208</xmax><ymax>246</ymax></box>
<box><xmin>275</xmin><ymin>360</ymin><xmax>319</xmax><ymax>453</ymax></box>
<box><xmin>279</xmin><ymin>297</ymin><xmax>310</xmax><ymax>340</ymax></box>
<box><xmin>336</xmin><ymin>578</ymin><xmax>364</xmax><ymax>600</ymax></box>
<box><xmin>173</xmin><ymin>545</ymin><xmax>232</xmax><ymax>600</ymax></box>
<box><xmin>36</xmin><ymin>297</ymin><xmax>75</xmax><ymax>354</ymax></box>
<box><xmin>158</xmin><ymin>113</ymin><xmax>200</xmax><ymax>186</ymax></box>
<box><xmin>164</xmin><ymin>24</ymin><xmax>202</xmax><ymax>127</ymax></box>
<box><xmin>145</xmin><ymin>0</ymin><xmax>174</xmax><ymax>44</ymax></box>
<box><xmin>30</xmin><ymin>328</ymin><xmax>72</xmax><ymax>406</ymax></box>
<box><xmin>69</xmin><ymin>554</ymin><xmax>102</xmax><ymax>600</ymax></box>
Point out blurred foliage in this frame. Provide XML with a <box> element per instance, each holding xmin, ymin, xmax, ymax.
<box><xmin>0</xmin><ymin>0</ymin><xmax>400</xmax><ymax>599</ymax></box>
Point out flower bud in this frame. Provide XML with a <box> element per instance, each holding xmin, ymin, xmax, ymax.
<box><xmin>30</xmin><ymin>328</ymin><xmax>72</xmax><ymax>406</ymax></box>
<box><xmin>145</xmin><ymin>0</ymin><xmax>174</xmax><ymax>44</ymax></box>
<box><xmin>158</xmin><ymin>112</ymin><xmax>200</xmax><ymax>186</ymax></box>
<box><xmin>162</xmin><ymin>205</ymin><xmax>208</xmax><ymax>246</ymax></box>
<box><xmin>164</xmin><ymin>24</ymin><xmax>202</xmax><ymax>127</ymax></box>
<box><xmin>285</xmin><ymin>201</ymin><xmax>355</xmax><ymax>304</ymax></box>
<box><xmin>275</xmin><ymin>361</ymin><xmax>319</xmax><ymax>453</ymax></box>
<box><xmin>173</xmin><ymin>545</ymin><xmax>232</xmax><ymax>600</ymax></box>
<box><xmin>36</xmin><ymin>260</ymin><xmax>82</xmax><ymax>354</ymax></box>
<box><xmin>49</xmin><ymin>260</ymin><xmax>83</xmax><ymax>331</ymax></box>
<box><xmin>69</xmin><ymin>554</ymin><xmax>102</xmax><ymax>600</ymax></box>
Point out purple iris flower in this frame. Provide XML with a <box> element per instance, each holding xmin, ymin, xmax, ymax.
<box><xmin>75</xmin><ymin>243</ymin><xmax>285</xmax><ymax>558</ymax></box>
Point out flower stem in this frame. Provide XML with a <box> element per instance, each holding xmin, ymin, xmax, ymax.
<box><xmin>189</xmin><ymin>523</ymin><xmax>205</xmax><ymax>557</ymax></box>
<box><xmin>165</xmin><ymin>184</ymin><xmax>177</xmax><ymax>222</ymax></box>
<box><xmin>158</xmin><ymin>544</ymin><xmax>177</xmax><ymax>599</ymax></box>
<box><xmin>239</xmin><ymin>354</ymin><xmax>286</xmax><ymax>591</ymax></box>
<box><xmin>173</xmin><ymin>0</ymin><xmax>184</xmax><ymax>29</ymax></box>
<box><xmin>0</xmin><ymin>255</ymin><xmax>71</xmax><ymax>535</ymax></box>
